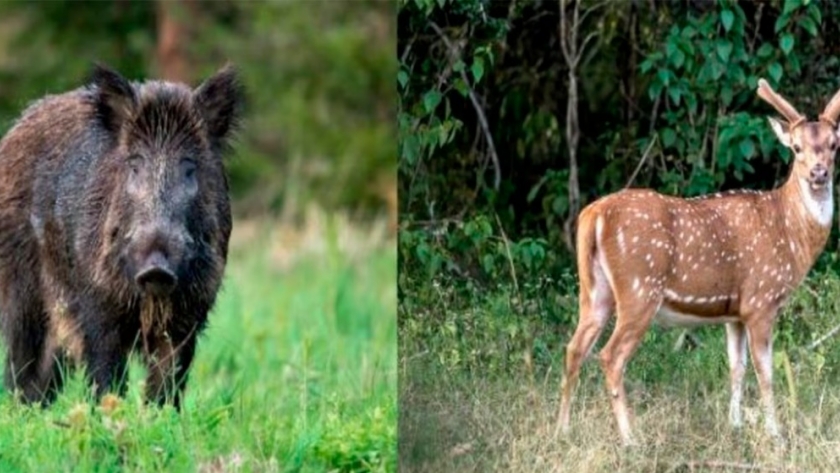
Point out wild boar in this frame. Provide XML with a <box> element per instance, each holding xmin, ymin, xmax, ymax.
<box><xmin>0</xmin><ymin>63</ymin><xmax>242</xmax><ymax>409</ymax></box>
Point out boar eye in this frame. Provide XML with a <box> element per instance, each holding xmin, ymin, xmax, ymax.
<box><xmin>127</xmin><ymin>154</ymin><xmax>143</xmax><ymax>174</ymax></box>
<box><xmin>180</xmin><ymin>158</ymin><xmax>197</xmax><ymax>180</ymax></box>
<box><xmin>793</xmin><ymin>144</ymin><xmax>802</xmax><ymax>153</ymax></box>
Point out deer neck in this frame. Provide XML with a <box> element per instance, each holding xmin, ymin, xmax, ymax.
<box><xmin>778</xmin><ymin>171</ymin><xmax>833</xmax><ymax>274</ymax></box>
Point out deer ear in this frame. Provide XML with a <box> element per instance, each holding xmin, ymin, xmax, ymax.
<box><xmin>767</xmin><ymin>117</ymin><xmax>792</xmax><ymax>148</ymax></box>
<box><xmin>90</xmin><ymin>63</ymin><xmax>137</xmax><ymax>134</ymax></box>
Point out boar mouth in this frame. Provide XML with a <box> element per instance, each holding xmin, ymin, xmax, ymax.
<box><xmin>135</xmin><ymin>251</ymin><xmax>178</xmax><ymax>296</ymax></box>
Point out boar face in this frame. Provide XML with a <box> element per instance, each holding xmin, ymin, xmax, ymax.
<box><xmin>91</xmin><ymin>65</ymin><xmax>241</xmax><ymax>297</ymax></box>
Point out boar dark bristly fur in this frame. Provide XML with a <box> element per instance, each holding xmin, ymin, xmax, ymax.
<box><xmin>0</xmin><ymin>63</ymin><xmax>242</xmax><ymax>409</ymax></box>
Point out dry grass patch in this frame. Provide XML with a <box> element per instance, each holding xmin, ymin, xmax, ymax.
<box><xmin>400</xmin><ymin>365</ymin><xmax>840</xmax><ymax>473</ymax></box>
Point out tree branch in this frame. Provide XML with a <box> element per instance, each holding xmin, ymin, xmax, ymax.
<box><xmin>624</xmin><ymin>135</ymin><xmax>658</xmax><ymax>189</ymax></box>
<box><xmin>807</xmin><ymin>322</ymin><xmax>840</xmax><ymax>351</ymax></box>
<box><xmin>429</xmin><ymin>21</ymin><xmax>501</xmax><ymax>191</ymax></box>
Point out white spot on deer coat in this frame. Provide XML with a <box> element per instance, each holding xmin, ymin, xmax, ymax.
<box><xmin>617</xmin><ymin>228</ymin><xmax>626</xmax><ymax>253</ymax></box>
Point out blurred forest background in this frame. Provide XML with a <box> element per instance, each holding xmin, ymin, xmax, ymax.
<box><xmin>399</xmin><ymin>1</ymin><xmax>840</xmax><ymax>470</ymax></box>
<box><xmin>0</xmin><ymin>0</ymin><xmax>396</xmax><ymax>225</ymax></box>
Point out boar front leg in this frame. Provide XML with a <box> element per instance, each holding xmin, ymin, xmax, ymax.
<box><xmin>144</xmin><ymin>326</ymin><xmax>198</xmax><ymax>410</ymax></box>
<box><xmin>0</xmin><ymin>274</ymin><xmax>54</xmax><ymax>404</ymax></box>
<box><xmin>80</xmin><ymin>315</ymin><xmax>130</xmax><ymax>399</ymax></box>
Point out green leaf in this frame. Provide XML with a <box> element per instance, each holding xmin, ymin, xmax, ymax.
<box><xmin>481</xmin><ymin>254</ymin><xmax>495</xmax><ymax>275</ymax></box>
<box><xmin>789</xmin><ymin>53</ymin><xmax>801</xmax><ymax>74</ymax></box>
<box><xmin>423</xmin><ymin>90</ymin><xmax>442</xmax><ymax>114</ymax></box>
<box><xmin>780</xmin><ymin>33</ymin><xmax>795</xmax><ymax>55</ymax></box>
<box><xmin>756</xmin><ymin>43</ymin><xmax>773</xmax><ymax>58</ymax></box>
<box><xmin>716</xmin><ymin>40</ymin><xmax>733</xmax><ymax>62</ymax></box>
<box><xmin>782</xmin><ymin>0</ymin><xmax>800</xmax><ymax>16</ymax></box>
<box><xmin>662</xmin><ymin>128</ymin><xmax>677</xmax><ymax>148</ymax></box>
<box><xmin>401</xmin><ymin>134</ymin><xmax>419</xmax><ymax>164</ymax></box>
<box><xmin>810</xmin><ymin>4</ymin><xmax>822</xmax><ymax>24</ymax></box>
<box><xmin>452</xmin><ymin>60</ymin><xmax>465</xmax><ymax>73</ymax></box>
<box><xmin>668</xmin><ymin>87</ymin><xmax>682</xmax><ymax>106</ymax></box>
<box><xmin>681</xmin><ymin>25</ymin><xmax>697</xmax><ymax>39</ymax></box>
<box><xmin>799</xmin><ymin>16</ymin><xmax>818</xmax><ymax>36</ymax></box>
<box><xmin>721</xmin><ymin>86</ymin><xmax>733</xmax><ymax>107</ymax></box>
<box><xmin>438</xmin><ymin>120</ymin><xmax>452</xmax><ymax>144</ymax></box>
<box><xmin>718</xmin><ymin>149</ymin><xmax>731</xmax><ymax>168</ymax></box>
<box><xmin>739</xmin><ymin>138</ymin><xmax>755</xmax><ymax>160</ymax></box>
<box><xmin>471</xmin><ymin>58</ymin><xmax>484</xmax><ymax>84</ymax></box>
<box><xmin>397</xmin><ymin>70</ymin><xmax>409</xmax><ymax>89</ymax></box>
<box><xmin>670</xmin><ymin>48</ymin><xmax>685</xmax><ymax>68</ymax></box>
<box><xmin>775</xmin><ymin>14</ymin><xmax>790</xmax><ymax>33</ymax></box>
<box><xmin>454</xmin><ymin>77</ymin><xmax>469</xmax><ymax>97</ymax></box>
<box><xmin>685</xmin><ymin>93</ymin><xmax>698</xmax><ymax>115</ymax></box>
<box><xmin>648</xmin><ymin>81</ymin><xmax>663</xmax><ymax>101</ymax></box>
<box><xmin>712</xmin><ymin>62</ymin><xmax>726</xmax><ymax>80</ymax></box>
<box><xmin>657</xmin><ymin>68</ymin><xmax>671</xmax><ymax>86</ymax></box>
<box><xmin>721</xmin><ymin>10</ymin><xmax>735</xmax><ymax>32</ymax></box>
<box><xmin>769</xmin><ymin>62</ymin><xmax>783</xmax><ymax>82</ymax></box>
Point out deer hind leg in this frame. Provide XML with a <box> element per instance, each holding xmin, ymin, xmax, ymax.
<box><xmin>558</xmin><ymin>254</ymin><xmax>614</xmax><ymax>434</ymax></box>
<box><xmin>745</xmin><ymin>316</ymin><xmax>780</xmax><ymax>438</ymax></box>
<box><xmin>599</xmin><ymin>297</ymin><xmax>659</xmax><ymax>446</ymax></box>
<box><xmin>725</xmin><ymin>322</ymin><xmax>747</xmax><ymax>428</ymax></box>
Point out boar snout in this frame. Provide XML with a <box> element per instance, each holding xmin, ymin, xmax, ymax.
<box><xmin>130</xmin><ymin>223</ymin><xmax>192</xmax><ymax>296</ymax></box>
<box><xmin>135</xmin><ymin>250</ymin><xmax>177</xmax><ymax>296</ymax></box>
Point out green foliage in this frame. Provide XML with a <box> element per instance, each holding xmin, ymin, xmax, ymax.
<box><xmin>638</xmin><ymin>0</ymin><xmax>817</xmax><ymax>196</ymax></box>
<box><xmin>398</xmin><ymin>0</ymin><xmax>507</xmax><ymax>214</ymax></box>
<box><xmin>398</xmin><ymin>213</ymin><xmax>564</xmax><ymax>299</ymax></box>
<box><xmin>398</xmin><ymin>0</ymin><xmax>840</xmax><ymax>277</ymax></box>
<box><xmin>399</xmin><ymin>213</ymin><xmax>580</xmax><ymax>378</ymax></box>
<box><xmin>312</xmin><ymin>400</ymin><xmax>396</xmax><ymax>472</ymax></box>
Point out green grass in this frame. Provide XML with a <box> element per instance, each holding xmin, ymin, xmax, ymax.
<box><xmin>0</xmin><ymin>217</ymin><xmax>396</xmax><ymax>472</ymax></box>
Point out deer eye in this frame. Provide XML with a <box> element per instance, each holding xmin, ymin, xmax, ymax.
<box><xmin>830</xmin><ymin>142</ymin><xmax>837</xmax><ymax>151</ymax></box>
<box><xmin>793</xmin><ymin>144</ymin><xmax>802</xmax><ymax>153</ymax></box>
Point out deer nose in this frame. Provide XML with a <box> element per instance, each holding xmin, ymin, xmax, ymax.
<box><xmin>811</xmin><ymin>166</ymin><xmax>829</xmax><ymax>183</ymax></box>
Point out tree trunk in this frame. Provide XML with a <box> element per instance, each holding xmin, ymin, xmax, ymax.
<box><xmin>559</xmin><ymin>0</ymin><xmax>584</xmax><ymax>254</ymax></box>
<box><xmin>155</xmin><ymin>0</ymin><xmax>196</xmax><ymax>84</ymax></box>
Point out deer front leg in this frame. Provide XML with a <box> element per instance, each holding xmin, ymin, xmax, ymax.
<box><xmin>745</xmin><ymin>316</ymin><xmax>780</xmax><ymax>438</ymax></box>
<box><xmin>725</xmin><ymin>322</ymin><xmax>747</xmax><ymax>428</ymax></box>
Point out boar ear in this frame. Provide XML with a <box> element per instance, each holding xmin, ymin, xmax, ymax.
<box><xmin>90</xmin><ymin>63</ymin><xmax>137</xmax><ymax>134</ymax></box>
<box><xmin>193</xmin><ymin>64</ymin><xmax>243</xmax><ymax>148</ymax></box>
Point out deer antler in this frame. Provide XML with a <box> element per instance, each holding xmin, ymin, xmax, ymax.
<box><xmin>756</xmin><ymin>78</ymin><xmax>806</xmax><ymax>129</ymax></box>
<box><xmin>819</xmin><ymin>87</ymin><xmax>840</xmax><ymax>128</ymax></box>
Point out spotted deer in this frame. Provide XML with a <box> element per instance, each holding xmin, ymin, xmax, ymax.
<box><xmin>557</xmin><ymin>79</ymin><xmax>840</xmax><ymax>446</ymax></box>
